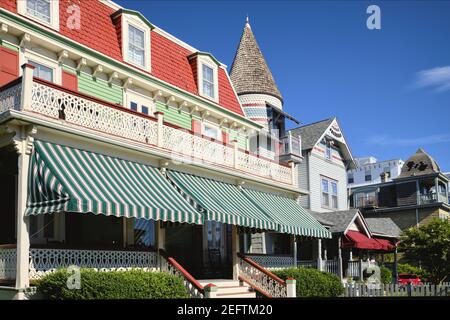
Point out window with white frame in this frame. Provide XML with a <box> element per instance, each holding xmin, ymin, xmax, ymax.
<box><xmin>331</xmin><ymin>181</ymin><xmax>338</xmax><ymax>209</ymax></box>
<box><xmin>202</xmin><ymin>64</ymin><xmax>215</xmax><ymax>99</ymax></box>
<box><xmin>321</xmin><ymin>178</ymin><xmax>330</xmax><ymax>207</ymax></box>
<box><xmin>365</xmin><ymin>168</ymin><xmax>372</xmax><ymax>181</ymax></box>
<box><xmin>18</xmin><ymin>0</ymin><xmax>60</xmax><ymax>30</ymax></box>
<box><xmin>195</xmin><ymin>55</ymin><xmax>219</xmax><ymax>102</ymax></box>
<box><xmin>126</xmin><ymin>90</ymin><xmax>154</xmax><ymax>115</ymax></box>
<box><xmin>348</xmin><ymin>172</ymin><xmax>354</xmax><ymax>184</ymax></box>
<box><xmin>325</xmin><ymin>144</ymin><xmax>332</xmax><ymax>160</ymax></box>
<box><xmin>321</xmin><ymin>177</ymin><xmax>338</xmax><ymax>209</ymax></box>
<box><xmin>29</xmin><ymin>60</ymin><xmax>54</xmax><ymax>82</ymax></box>
<box><xmin>203</xmin><ymin>123</ymin><xmax>221</xmax><ymax>140</ymax></box>
<box><xmin>120</xmin><ymin>14</ymin><xmax>151</xmax><ymax>71</ymax></box>
<box><xmin>128</xmin><ymin>24</ymin><xmax>146</xmax><ymax>67</ymax></box>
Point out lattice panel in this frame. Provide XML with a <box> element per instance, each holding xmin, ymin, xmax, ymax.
<box><xmin>248</xmin><ymin>255</ymin><xmax>294</xmax><ymax>269</ymax></box>
<box><xmin>0</xmin><ymin>83</ymin><xmax>22</xmax><ymax>113</ymax></box>
<box><xmin>0</xmin><ymin>249</ymin><xmax>17</xmax><ymax>280</ymax></box>
<box><xmin>161</xmin><ymin>257</ymin><xmax>204</xmax><ymax>298</ymax></box>
<box><xmin>30</xmin><ymin>82</ymin><xmax>158</xmax><ymax>146</ymax></box>
<box><xmin>29</xmin><ymin>248</ymin><xmax>158</xmax><ymax>279</ymax></box>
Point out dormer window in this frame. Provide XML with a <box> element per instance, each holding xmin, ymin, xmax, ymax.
<box><xmin>27</xmin><ymin>0</ymin><xmax>50</xmax><ymax>23</ymax></box>
<box><xmin>18</xmin><ymin>0</ymin><xmax>60</xmax><ymax>30</ymax></box>
<box><xmin>189</xmin><ymin>52</ymin><xmax>220</xmax><ymax>102</ymax></box>
<box><xmin>202</xmin><ymin>64</ymin><xmax>215</xmax><ymax>99</ymax></box>
<box><xmin>128</xmin><ymin>25</ymin><xmax>146</xmax><ymax>67</ymax></box>
<box><xmin>112</xmin><ymin>9</ymin><xmax>153</xmax><ymax>72</ymax></box>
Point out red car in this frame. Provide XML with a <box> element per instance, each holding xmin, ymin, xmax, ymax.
<box><xmin>398</xmin><ymin>273</ymin><xmax>423</xmax><ymax>286</ymax></box>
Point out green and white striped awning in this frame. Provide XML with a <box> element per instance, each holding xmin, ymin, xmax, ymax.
<box><xmin>167</xmin><ymin>170</ymin><xmax>278</xmax><ymax>231</ymax></box>
<box><xmin>242</xmin><ymin>188</ymin><xmax>332</xmax><ymax>239</ymax></box>
<box><xmin>26</xmin><ymin>140</ymin><xmax>203</xmax><ymax>224</ymax></box>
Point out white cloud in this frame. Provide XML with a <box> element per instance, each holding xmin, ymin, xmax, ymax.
<box><xmin>415</xmin><ymin>66</ymin><xmax>450</xmax><ymax>92</ymax></box>
<box><xmin>368</xmin><ymin>133</ymin><xmax>450</xmax><ymax>147</ymax></box>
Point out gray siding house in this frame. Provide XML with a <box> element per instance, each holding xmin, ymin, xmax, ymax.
<box><xmin>289</xmin><ymin>118</ymin><xmax>355</xmax><ymax>213</ymax></box>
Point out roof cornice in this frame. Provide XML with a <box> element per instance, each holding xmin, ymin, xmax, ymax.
<box><xmin>111</xmin><ymin>8</ymin><xmax>155</xmax><ymax>30</ymax></box>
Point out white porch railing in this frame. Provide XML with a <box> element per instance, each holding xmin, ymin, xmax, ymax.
<box><xmin>0</xmin><ymin>248</ymin><xmax>16</xmax><ymax>280</ymax></box>
<box><xmin>297</xmin><ymin>260</ymin><xmax>318</xmax><ymax>269</ymax></box>
<box><xmin>344</xmin><ymin>282</ymin><xmax>450</xmax><ymax>297</ymax></box>
<box><xmin>244</xmin><ymin>254</ymin><xmax>294</xmax><ymax>269</ymax></box>
<box><xmin>0</xmin><ymin>248</ymin><xmax>158</xmax><ymax>280</ymax></box>
<box><xmin>238</xmin><ymin>255</ymin><xmax>290</xmax><ymax>298</ymax></box>
<box><xmin>0</xmin><ymin>77</ymin><xmax>294</xmax><ymax>186</ymax></box>
<box><xmin>322</xmin><ymin>260</ymin><xmax>339</xmax><ymax>275</ymax></box>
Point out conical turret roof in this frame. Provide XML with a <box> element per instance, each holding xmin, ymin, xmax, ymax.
<box><xmin>230</xmin><ymin>20</ymin><xmax>283</xmax><ymax>103</ymax></box>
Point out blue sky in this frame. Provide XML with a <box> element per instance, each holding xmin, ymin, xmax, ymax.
<box><xmin>116</xmin><ymin>0</ymin><xmax>450</xmax><ymax>170</ymax></box>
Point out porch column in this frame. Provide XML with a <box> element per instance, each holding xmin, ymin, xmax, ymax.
<box><xmin>317</xmin><ymin>239</ymin><xmax>323</xmax><ymax>271</ymax></box>
<box><xmin>232</xmin><ymin>225</ymin><xmax>240</xmax><ymax>280</ymax></box>
<box><xmin>393</xmin><ymin>247</ymin><xmax>398</xmax><ymax>284</ymax></box>
<box><xmin>337</xmin><ymin>236</ymin><xmax>343</xmax><ymax>280</ymax></box>
<box><xmin>349</xmin><ymin>248</ymin><xmax>353</xmax><ymax>261</ymax></box>
<box><xmin>10</xmin><ymin>125</ymin><xmax>36</xmax><ymax>289</ymax></box>
<box><xmin>157</xmin><ymin>221</ymin><xmax>166</xmax><ymax>269</ymax></box>
<box><xmin>292</xmin><ymin>235</ymin><xmax>297</xmax><ymax>267</ymax></box>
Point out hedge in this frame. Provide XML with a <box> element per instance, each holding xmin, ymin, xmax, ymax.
<box><xmin>36</xmin><ymin>269</ymin><xmax>189</xmax><ymax>299</ymax></box>
<box><xmin>380</xmin><ymin>267</ymin><xmax>393</xmax><ymax>284</ymax></box>
<box><xmin>273</xmin><ymin>268</ymin><xmax>344</xmax><ymax>297</ymax></box>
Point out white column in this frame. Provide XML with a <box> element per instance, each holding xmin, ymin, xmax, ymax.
<box><xmin>232</xmin><ymin>139</ymin><xmax>239</xmax><ymax>169</ymax></box>
<box><xmin>317</xmin><ymin>239</ymin><xmax>323</xmax><ymax>271</ymax></box>
<box><xmin>20</xmin><ymin>63</ymin><xmax>35</xmax><ymax>111</ymax></box>
<box><xmin>289</xmin><ymin>161</ymin><xmax>297</xmax><ymax>186</ymax></box>
<box><xmin>155</xmin><ymin>111</ymin><xmax>164</xmax><ymax>148</ymax></box>
<box><xmin>9</xmin><ymin>125</ymin><xmax>36</xmax><ymax>289</ymax></box>
<box><xmin>292</xmin><ymin>236</ymin><xmax>298</xmax><ymax>267</ymax></box>
<box><xmin>286</xmin><ymin>278</ymin><xmax>296</xmax><ymax>298</ymax></box>
<box><xmin>337</xmin><ymin>236</ymin><xmax>343</xmax><ymax>280</ymax></box>
<box><xmin>156</xmin><ymin>221</ymin><xmax>166</xmax><ymax>270</ymax></box>
<box><xmin>232</xmin><ymin>225</ymin><xmax>240</xmax><ymax>280</ymax></box>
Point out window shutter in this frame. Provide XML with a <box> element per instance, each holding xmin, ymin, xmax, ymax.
<box><xmin>62</xmin><ymin>71</ymin><xmax>78</xmax><ymax>92</ymax></box>
<box><xmin>0</xmin><ymin>47</ymin><xmax>19</xmax><ymax>86</ymax></box>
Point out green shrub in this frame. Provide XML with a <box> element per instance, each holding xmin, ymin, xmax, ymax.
<box><xmin>273</xmin><ymin>267</ymin><xmax>344</xmax><ymax>297</ymax></box>
<box><xmin>36</xmin><ymin>269</ymin><xmax>189</xmax><ymax>299</ymax></box>
<box><xmin>380</xmin><ymin>267</ymin><xmax>392</xmax><ymax>284</ymax></box>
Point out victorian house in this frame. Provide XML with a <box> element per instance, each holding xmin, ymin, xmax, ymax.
<box><xmin>286</xmin><ymin>118</ymin><xmax>399</xmax><ymax>281</ymax></box>
<box><xmin>351</xmin><ymin>148</ymin><xmax>450</xmax><ymax>231</ymax></box>
<box><xmin>0</xmin><ymin>0</ymin><xmax>332</xmax><ymax>299</ymax></box>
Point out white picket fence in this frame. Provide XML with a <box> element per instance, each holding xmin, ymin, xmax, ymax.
<box><xmin>344</xmin><ymin>282</ymin><xmax>450</xmax><ymax>297</ymax></box>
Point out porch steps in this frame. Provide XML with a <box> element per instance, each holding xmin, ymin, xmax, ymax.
<box><xmin>198</xmin><ymin>279</ymin><xmax>256</xmax><ymax>298</ymax></box>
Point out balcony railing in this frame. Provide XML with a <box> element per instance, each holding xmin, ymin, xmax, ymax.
<box><xmin>280</xmin><ymin>134</ymin><xmax>302</xmax><ymax>162</ymax></box>
<box><xmin>0</xmin><ymin>75</ymin><xmax>295</xmax><ymax>186</ymax></box>
<box><xmin>419</xmin><ymin>193</ymin><xmax>448</xmax><ymax>205</ymax></box>
<box><xmin>356</xmin><ymin>196</ymin><xmax>378</xmax><ymax>208</ymax></box>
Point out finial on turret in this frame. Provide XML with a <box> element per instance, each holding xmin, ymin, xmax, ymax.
<box><xmin>246</xmin><ymin>15</ymin><xmax>250</xmax><ymax>27</ymax></box>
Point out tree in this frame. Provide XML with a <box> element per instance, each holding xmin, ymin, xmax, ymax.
<box><xmin>399</xmin><ymin>218</ymin><xmax>450</xmax><ymax>284</ymax></box>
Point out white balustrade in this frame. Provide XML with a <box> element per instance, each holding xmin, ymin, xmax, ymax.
<box><xmin>0</xmin><ymin>82</ymin><xmax>21</xmax><ymax>113</ymax></box>
<box><xmin>238</xmin><ymin>256</ymin><xmax>287</xmax><ymax>298</ymax></box>
<box><xmin>28</xmin><ymin>248</ymin><xmax>158</xmax><ymax>279</ymax></box>
<box><xmin>0</xmin><ymin>248</ymin><xmax>17</xmax><ymax>280</ymax></box>
<box><xmin>245</xmin><ymin>255</ymin><xmax>294</xmax><ymax>269</ymax></box>
<box><xmin>0</xmin><ymin>79</ymin><xmax>294</xmax><ymax>185</ymax></box>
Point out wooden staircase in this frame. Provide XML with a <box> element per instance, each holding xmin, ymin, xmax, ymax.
<box><xmin>198</xmin><ymin>279</ymin><xmax>256</xmax><ymax>298</ymax></box>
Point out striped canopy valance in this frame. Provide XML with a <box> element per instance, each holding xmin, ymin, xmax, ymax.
<box><xmin>242</xmin><ymin>188</ymin><xmax>332</xmax><ymax>239</ymax></box>
<box><xmin>167</xmin><ymin>170</ymin><xmax>278</xmax><ymax>231</ymax></box>
<box><xmin>26</xmin><ymin>140</ymin><xmax>203</xmax><ymax>225</ymax></box>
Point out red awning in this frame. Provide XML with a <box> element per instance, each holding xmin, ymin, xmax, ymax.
<box><xmin>373</xmin><ymin>238</ymin><xmax>396</xmax><ymax>251</ymax></box>
<box><xmin>342</xmin><ymin>231</ymin><xmax>383</xmax><ymax>250</ymax></box>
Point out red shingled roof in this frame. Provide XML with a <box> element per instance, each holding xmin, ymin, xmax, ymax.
<box><xmin>0</xmin><ymin>0</ymin><xmax>244</xmax><ymax>116</ymax></box>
